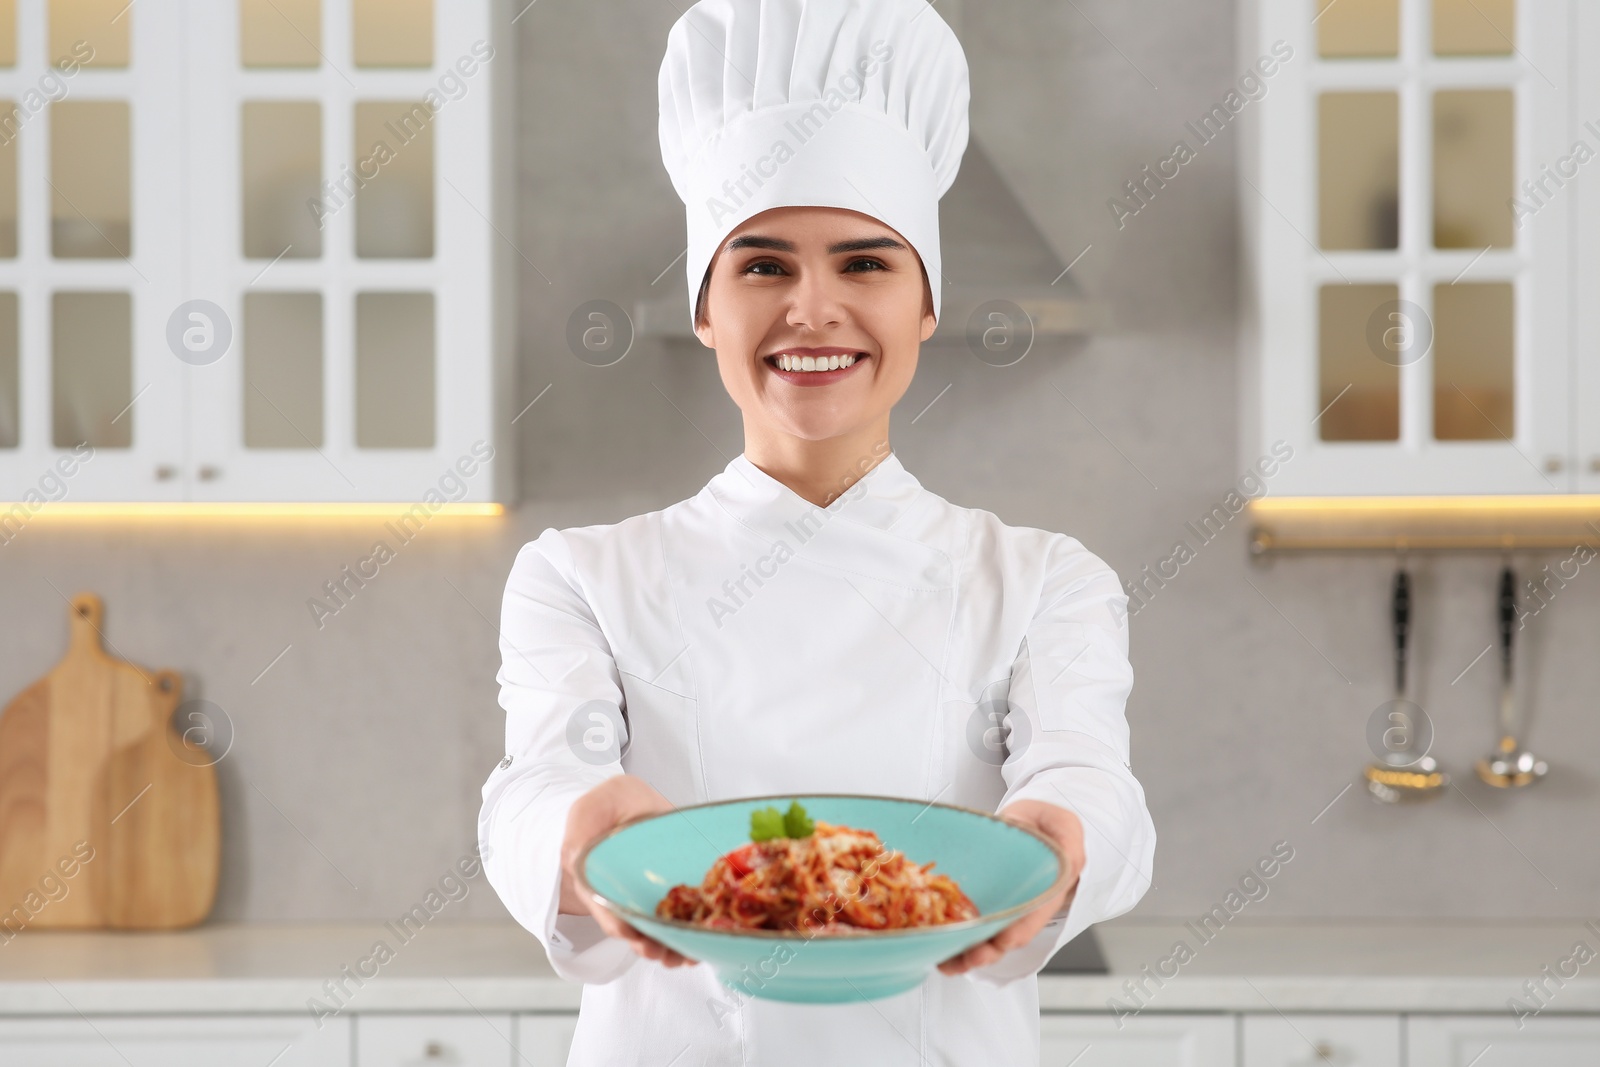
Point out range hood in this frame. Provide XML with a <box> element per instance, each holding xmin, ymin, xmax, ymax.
<box><xmin>635</xmin><ymin>133</ymin><xmax>1101</xmax><ymax>346</ymax></box>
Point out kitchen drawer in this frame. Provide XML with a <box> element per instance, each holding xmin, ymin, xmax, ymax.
<box><xmin>1242</xmin><ymin>1013</ymin><xmax>1400</xmax><ymax>1066</ymax></box>
<box><xmin>1408</xmin><ymin>1014</ymin><xmax>1600</xmax><ymax>1067</ymax></box>
<box><xmin>1039</xmin><ymin>1013</ymin><xmax>1234</xmax><ymax>1066</ymax></box>
<box><xmin>356</xmin><ymin>1013</ymin><xmax>513</xmax><ymax>1067</ymax></box>
<box><xmin>515</xmin><ymin>1014</ymin><xmax>579</xmax><ymax>1065</ymax></box>
<box><xmin>0</xmin><ymin>1015</ymin><xmax>351</xmax><ymax>1066</ymax></box>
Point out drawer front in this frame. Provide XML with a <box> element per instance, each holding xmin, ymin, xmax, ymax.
<box><xmin>0</xmin><ymin>1015</ymin><xmax>351</xmax><ymax>1067</ymax></box>
<box><xmin>1040</xmin><ymin>1013</ymin><xmax>1235</xmax><ymax>1067</ymax></box>
<box><xmin>515</xmin><ymin>1015</ymin><xmax>579</xmax><ymax>1066</ymax></box>
<box><xmin>1242</xmin><ymin>1014</ymin><xmax>1401</xmax><ymax>1066</ymax></box>
<box><xmin>356</xmin><ymin>1013</ymin><xmax>513</xmax><ymax>1067</ymax></box>
<box><xmin>1408</xmin><ymin>1014</ymin><xmax>1600</xmax><ymax>1067</ymax></box>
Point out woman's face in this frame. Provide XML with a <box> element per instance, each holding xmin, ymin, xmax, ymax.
<box><xmin>693</xmin><ymin>206</ymin><xmax>937</xmax><ymax>444</ymax></box>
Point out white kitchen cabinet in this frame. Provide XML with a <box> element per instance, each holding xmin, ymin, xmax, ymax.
<box><xmin>0</xmin><ymin>0</ymin><xmax>190</xmax><ymax>503</ymax></box>
<box><xmin>1239</xmin><ymin>0</ymin><xmax>1579</xmax><ymax>496</ymax></box>
<box><xmin>513</xmin><ymin>1014</ymin><xmax>578</xmax><ymax>1065</ymax></box>
<box><xmin>355</xmin><ymin>1013</ymin><xmax>514</xmax><ymax>1067</ymax></box>
<box><xmin>1408</xmin><ymin>1014</ymin><xmax>1600</xmax><ymax>1066</ymax></box>
<box><xmin>0</xmin><ymin>0</ymin><xmax>516</xmax><ymax>506</ymax></box>
<box><xmin>1574</xmin><ymin>1</ymin><xmax>1600</xmax><ymax>494</ymax></box>
<box><xmin>1243</xmin><ymin>1013</ymin><xmax>1401</xmax><ymax>1066</ymax></box>
<box><xmin>1039</xmin><ymin>1013</ymin><xmax>1235</xmax><ymax>1066</ymax></box>
<box><xmin>0</xmin><ymin>1014</ymin><xmax>351</xmax><ymax>1066</ymax></box>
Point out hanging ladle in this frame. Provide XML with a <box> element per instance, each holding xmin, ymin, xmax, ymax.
<box><xmin>1475</xmin><ymin>563</ymin><xmax>1548</xmax><ymax>788</ymax></box>
<box><xmin>1365</xmin><ymin>559</ymin><xmax>1447</xmax><ymax>801</ymax></box>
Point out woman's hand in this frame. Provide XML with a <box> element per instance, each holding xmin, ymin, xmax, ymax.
<box><xmin>936</xmin><ymin>799</ymin><xmax>1084</xmax><ymax>977</ymax></box>
<box><xmin>559</xmin><ymin>775</ymin><xmax>700</xmax><ymax>968</ymax></box>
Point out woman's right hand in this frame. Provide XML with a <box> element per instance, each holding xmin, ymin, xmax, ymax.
<box><xmin>558</xmin><ymin>775</ymin><xmax>700</xmax><ymax>968</ymax></box>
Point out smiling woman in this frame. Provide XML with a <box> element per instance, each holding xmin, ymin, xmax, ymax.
<box><xmin>477</xmin><ymin>1</ymin><xmax>1155</xmax><ymax>1064</ymax></box>
<box><xmin>689</xmin><ymin>206</ymin><xmax>936</xmax><ymax>505</ymax></box>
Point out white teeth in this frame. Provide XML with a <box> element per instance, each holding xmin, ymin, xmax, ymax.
<box><xmin>774</xmin><ymin>353</ymin><xmax>860</xmax><ymax>372</ymax></box>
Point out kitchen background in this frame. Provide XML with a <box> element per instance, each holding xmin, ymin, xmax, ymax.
<box><xmin>4</xmin><ymin>0</ymin><xmax>1595</xmax><ymax>930</ymax></box>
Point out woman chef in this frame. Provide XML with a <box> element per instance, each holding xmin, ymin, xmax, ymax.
<box><xmin>478</xmin><ymin>0</ymin><xmax>1156</xmax><ymax>1063</ymax></box>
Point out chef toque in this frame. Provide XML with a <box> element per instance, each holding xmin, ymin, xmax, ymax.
<box><xmin>657</xmin><ymin>0</ymin><xmax>970</xmax><ymax>330</ymax></box>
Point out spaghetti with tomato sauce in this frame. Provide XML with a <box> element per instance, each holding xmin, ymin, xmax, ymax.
<box><xmin>655</xmin><ymin>820</ymin><xmax>979</xmax><ymax>934</ymax></box>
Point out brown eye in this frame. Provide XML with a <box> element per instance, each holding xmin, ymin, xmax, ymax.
<box><xmin>740</xmin><ymin>260</ymin><xmax>784</xmax><ymax>276</ymax></box>
<box><xmin>845</xmin><ymin>258</ymin><xmax>887</xmax><ymax>272</ymax></box>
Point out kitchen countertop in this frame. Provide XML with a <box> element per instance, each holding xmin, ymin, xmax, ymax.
<box><xmin>0</xmin><ymin>919</ymin><xmax>1596</xmax><ymax>1016</ymax></box>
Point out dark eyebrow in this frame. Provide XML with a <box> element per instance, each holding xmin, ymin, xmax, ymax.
<box><xmin>723</xmin><ymin>234</ymin><xmax>908</xmax><ymax>255</ymax></box>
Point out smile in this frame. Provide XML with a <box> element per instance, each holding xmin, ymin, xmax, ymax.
<box><xmin>772</xmin><ymin>352</ymin><xmax>860</xmax><ymax>371</ymax></box>
<box><xmin>763</xmin><ymin>352</ymin><xmax>869</xmax><ymax>387</ymax></box>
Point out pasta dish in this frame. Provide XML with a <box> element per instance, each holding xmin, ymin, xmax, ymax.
<box><xmin>655</xmin><ymin>815</ymin><xmax>979</xmax><ymax>935</ymax></box>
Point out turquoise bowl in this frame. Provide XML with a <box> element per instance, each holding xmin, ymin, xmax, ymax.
<box><xmin>577</xmin><ymin>793</ymin><xmax>1068</xmax><ymax>1004</ymax></box>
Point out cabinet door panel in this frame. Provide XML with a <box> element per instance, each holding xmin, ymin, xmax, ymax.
<box><xmin>1243</xmin><ymin>1013</ymin><xmax>1400</xmax><ymax>1066</ymax></box>
<box><xmin>1247</xmin><ymin>0</ymin><xmax>1574</xmax><ymax>495</ymax></box>
<box><xmin>513</xmin><ymin>1014</ymin><xmax>578</xmax><ymax>1066</ymax></box>
<box><xmin>183</xmin><ymin>1</ymin><xmax>501</xmax><ymax>504</ymax></box>
<box><xmin>0</xmin><ymin>0</ymin><xmax>189</xmax><ymax>502</ymax></box>
<box><xmin>1576</xmin><ymin>0</ymin><xmax>1600</xmax><ymax>491</ymax></box>
<box><xmin>1408</xmin><ymin>1014</ymin><xmax>1600</xmax><ymax>1067</ymax></box>
<box><xmin>356</xmin><ymin>1013</ymin><xmax>512</xmax><ymax>1067</ymax></box>
<box><xmin>1039</xmin><ymin>1013</ymin><xmax>1234</xmax><ymax>1067</ymax></box>
<box><xmin>0</xmin><ymin>1015</ymin><xmax>351</xmax><ymax>1067</ymax></box>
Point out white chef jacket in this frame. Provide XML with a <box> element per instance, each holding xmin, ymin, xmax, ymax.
<box><xmin>478</xmin><ymin>450</ymin><xmax>1155</xmax><ymax>1067</ymax></box>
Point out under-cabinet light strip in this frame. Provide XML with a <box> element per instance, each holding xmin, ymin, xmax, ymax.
<box><xmin>1252</xmin><ymin>496</ymin><xmax>1600</xmax><ymax>515</ymax></box>
<box><xmin>1248</xmin><ymin>496</ymin><xmax>1600</xmax><ymax>553</ymax></box>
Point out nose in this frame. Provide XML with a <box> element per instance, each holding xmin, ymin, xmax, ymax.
<box><xmin>784</xmin><ymin>263</ymin><xmax>847</xmax><ymax>330</ymax></box>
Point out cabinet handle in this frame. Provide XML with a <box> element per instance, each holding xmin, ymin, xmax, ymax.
<box><xmin>154</xmin><ymin>465</ymin><xmax>177</xmax><ymax>481</ymax></box>
<box><xmin>1590</xmin><ymin>456</ymin><xmax>1600</xmax><ymax>474</ymax></box>
<box><xmin>424</xmin><ymin>1041</ymin><xmax>444</xmax><ymax>1059</ymax></box>
<box><xmin>1314</xmin><ymin>1040</ymin><xmax>1335</xmax><ymax>1060</ymax></box>
<box><xmin>1543</xmin><ymin>455</ymin><xmax>1565</xmax><ymax>474</ymax></box>
<box><xmin>198</xmin><ymin>465</ymin><xmax>222</xmax><ymax>481</ymax></box>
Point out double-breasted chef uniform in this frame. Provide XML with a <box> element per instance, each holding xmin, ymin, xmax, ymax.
<box><xmin>478</xmin><ymin>1</ymin><xmax>1154</xmax><ymax>1062</ymax></box>
<box><xmin>477</xmin><ymin>450</ymin><xmax>1156</xmax><ymax>1066</ymax></box>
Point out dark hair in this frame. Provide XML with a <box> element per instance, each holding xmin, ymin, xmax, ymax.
<box><xmin>694</xmin><ymin>265</ymin><xmax>711</xmax><ymax>329</ymax></box>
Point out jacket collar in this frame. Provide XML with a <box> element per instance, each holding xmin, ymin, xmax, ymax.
<box><xmin>707</xmin><ymin>449</ymin><xmax>926</xmax><ymax>542</ymax></box>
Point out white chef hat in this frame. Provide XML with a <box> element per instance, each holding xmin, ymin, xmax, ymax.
<box><xmin>657</xmin><ymin>0</ymin><xmax>970</xmax><ymax>329</ymax></box>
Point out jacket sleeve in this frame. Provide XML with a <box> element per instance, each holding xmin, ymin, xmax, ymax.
<box><xmin>477</xmin><ymin>527</ymin><xmax>639</xmax><ymax>984</ymax></box>
<box><xmin>968</xmin><ymin>534</ymin><xmax>1155</xmax><ymax>988</ymax></box>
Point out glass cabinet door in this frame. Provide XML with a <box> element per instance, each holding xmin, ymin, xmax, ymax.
<box><xmin>182</xmin><ymin>0</ymin><xmax>502</xmax><ymax>503</ymax></box>
<box><xmin>1577</xmin><ymin>1</ymin><xmax>1600</xmax><ymax>494</ymax></box>
<box><xmin>0</xmin><ymin>0</ymin><xmax>189</xmax><ymax>503</ymax></box>
<box><xmin>182</xmin><ymin>0</ymin><xmax>492</xmax><ymax>502</ymax></box>
<box><xmin>1250</xmin><ymin>0</ymin><xmax>1572</xmax><ymax>496</ymax></box>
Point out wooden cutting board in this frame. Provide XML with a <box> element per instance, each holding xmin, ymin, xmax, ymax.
<box><xmin>0</xmin><ymin>593</ymin><xmax>220</xmax><ymax>929</ymax></box>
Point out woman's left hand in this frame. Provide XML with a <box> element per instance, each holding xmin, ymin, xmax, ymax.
<box><xmin>936</xmin><ymin>799</ymin><xmax>1084</xmax><ymax>977</ymax></box>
